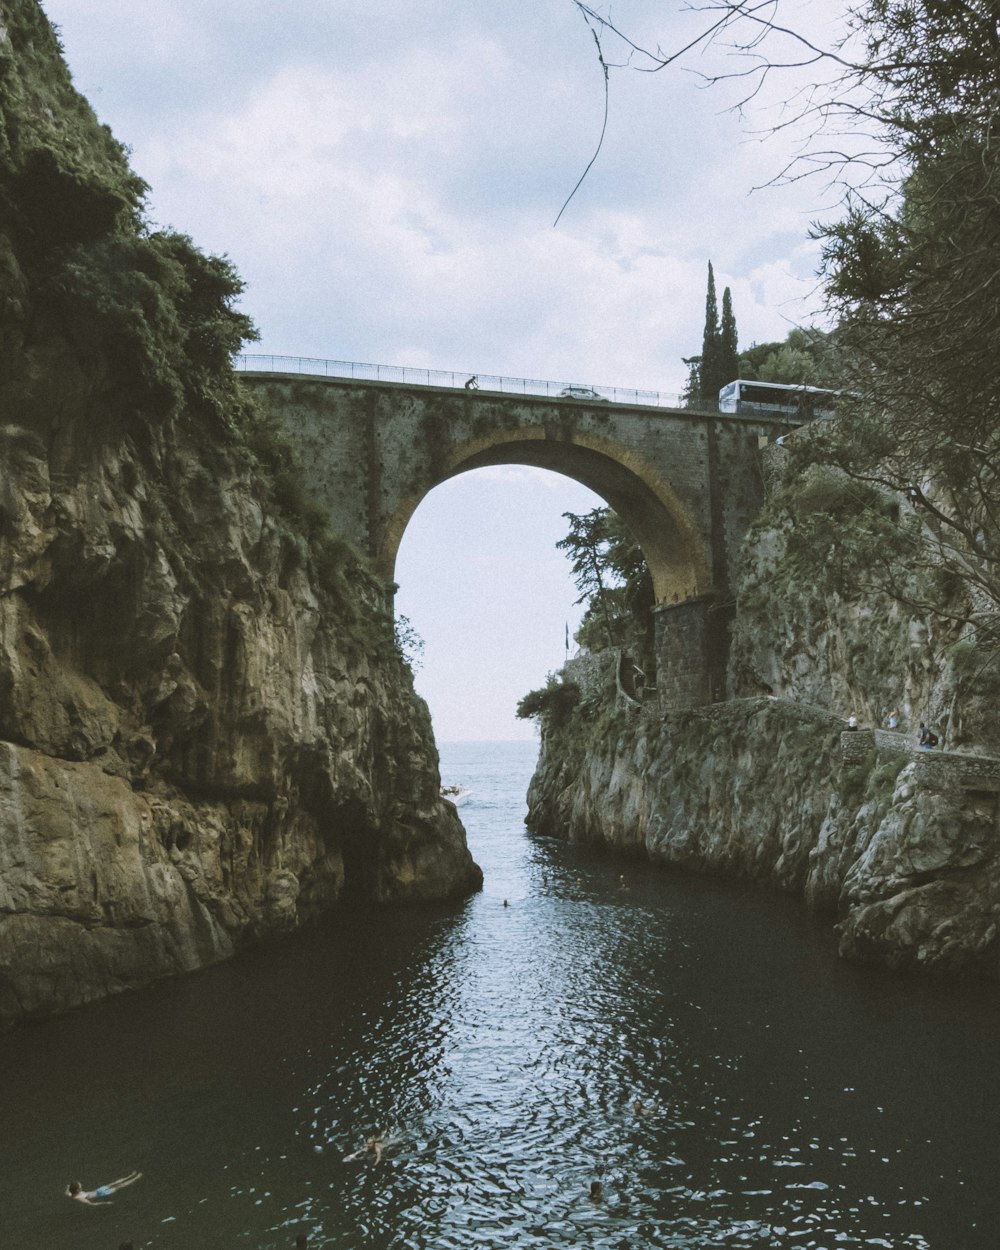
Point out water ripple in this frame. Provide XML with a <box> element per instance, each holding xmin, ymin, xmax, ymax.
<box><xmin>0</xmin><ymin>742</ymin><xmax>997</xmax><ymax>1248</ymax></box>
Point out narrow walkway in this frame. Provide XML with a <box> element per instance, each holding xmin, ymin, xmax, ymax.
<box><xmin>841</xmin><ymin>725</ymin><xmax>1000</xmax><ymax>792</ymax></box>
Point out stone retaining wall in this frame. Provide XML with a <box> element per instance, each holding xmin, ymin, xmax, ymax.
<box><xmin>841</xmin><ymin>727</ymin><xmax>1000</xmax><ymax>791</ymax></box>
<box><xmin>563</xmin><ymin>651</ymin><xmax>614</xmax><ymax>697</ymax></box>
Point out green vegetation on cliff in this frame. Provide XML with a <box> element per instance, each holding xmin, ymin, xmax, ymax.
<box><xmin>0</xmin><ymin>0</ymin><xmax>410</xmax><ymax>664</ymax></box>
<box><xmin>554</xmin><ymin>506</ymin><xmax>654</xmax><ymax>664</ymax></box>
<box><xmin>0</xmin><ymin>2</ymin><xmax>256</xmax><ymax>427</ymax></box>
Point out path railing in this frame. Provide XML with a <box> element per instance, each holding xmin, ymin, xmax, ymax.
<box><xmin>235</xmin><ymin>353</ymin><xmax>691</xmax><ymax>410</ymax></box>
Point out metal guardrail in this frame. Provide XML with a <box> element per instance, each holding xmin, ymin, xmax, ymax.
<box><xmin>234</xmin><ymin>353</ymin><xmax>691</xmax><ymax>409</ymax></box>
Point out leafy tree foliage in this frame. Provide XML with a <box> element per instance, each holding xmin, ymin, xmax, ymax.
<box><xmin>806</xmin><ymin>1</ymin><xmax>1000</xmax><ymax>644</ymax></box>
<box><xmin>47</xmin><ymin>231</ymin><xmax>256</xmax><ymax>421</ymax></box>
<box><xmin>393</xmin><ymin>614</ymin><xmax>425</xmax><ymax>671</ymax></box>
<box><xmin>681</xmin><ymin>355</ymin><xmax>702</xmax><ymax>408</ymax></box>
<box><xmin>0</xmin><ymin>2</ymin><xmax>257</xmax><ymax>431</ymax></box>
<box><xmin>556</xmin><ymin>507</ymin><xmax>654</xmax><ymax>659</ymax></box>
<box><xmin>738</xmin><ymin>327</ymin><xmax>842</xmax><ymax>388</ymax></box>
<box><xmin>575</xmin><ymin>0</ymin><xmax>1000</xmax><ymax>650</ymax></box>
<box><xmin>516</xmin><ymin>675</ymin><xmax>581</xmax><ymax>727</ymax></box>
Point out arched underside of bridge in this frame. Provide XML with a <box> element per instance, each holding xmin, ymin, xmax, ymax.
<box><xmin>377</xmin><ymin>428</ymin><xmax>712</xmax><ymax>607</ymax></box>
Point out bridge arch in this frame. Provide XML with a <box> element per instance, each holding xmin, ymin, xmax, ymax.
<box><xmin>378</xmin><ymin>426</ymin><xmax>710</xmax><ymax>606</ymax></box>
<box><xmin>241</xmin><ymin>374</ymin><xmax>785</xmax><ymax>709</ymax></box>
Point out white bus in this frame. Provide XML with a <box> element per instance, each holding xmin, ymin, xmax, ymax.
<box><xmin>718</xmin><ymin>379</ymin><xmax>840</xmax><ymax>418</ymax></box>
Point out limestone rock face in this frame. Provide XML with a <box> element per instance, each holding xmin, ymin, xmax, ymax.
<box><xmin>728</xmin><ymin>455</ymin><xmax>996</xmax><ymax>754</ymax></box>
<box><xmin>527</xmin><ymin>699</ymin><xmax>1000</xmax><ymax>978</ymax></box>
<box><xmin>525</xmin><ymin>428</ymin><xmax>1000</xmax><ymax>979</ymax></box>
<box><xmin>0</xmin><ymin>422</ymin><xmax>481</xmax><ymax>1028</ymax></box>
<box><xmin>0</xmin><ymin>1</ymin><xmax>480</xmax><ymax>1029</ymax></box>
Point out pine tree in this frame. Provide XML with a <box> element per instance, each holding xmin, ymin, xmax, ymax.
<box><xmin>699</xmin><ymin>261</ymin><xmax>721</xmax><ymax>402</ymax></box>
<box><xmin>719</xmin><ymin>286</ymin><xmax>739</xmax><ymax>389</ymax></box>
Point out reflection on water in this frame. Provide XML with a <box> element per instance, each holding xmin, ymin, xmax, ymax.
<box><xmin>2</xmin><ymin>739</ymin><xmax>999</xmax><ymax>1248</ymax></box>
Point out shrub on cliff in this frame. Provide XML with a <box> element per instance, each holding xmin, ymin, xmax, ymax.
<box><xmin>45</xmin><ymin>231</ymin><xmax>256</xmax><ymax>422</ymax></box>
<box><xmin>516</xmin><ymin>676</ymin><xmax>581</xmax><ymax>729</ymax></box>
<box><xmin>1</xmin><ymin>2</ymin><xmax>257</xmax><ymax>431</ymax></box>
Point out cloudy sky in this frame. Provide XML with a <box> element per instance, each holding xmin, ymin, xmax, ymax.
<box><xmin>43</xmin><ymin>0</ymin><xmax>851</xmax><ymax>742</ymax></box>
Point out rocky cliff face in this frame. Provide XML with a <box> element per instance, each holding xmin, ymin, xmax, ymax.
<box><xmin>525</xmin><ymin>435</ymin><xmax>1000</xmax><ymax>978</ymax></box>
<box><xmin>528</xmin><ymin>696</ymin><xmax>1000</xmax><ymax>976</ymax></box>
<box><xmin>0</xmin><ymin>3</ymin><xmax>480</xmax><ymax>1029</ymax></box>
<box><xmin>728</xmin><ymin>447</ymin><xmax>999</xmax><ymax>754</ymax></box>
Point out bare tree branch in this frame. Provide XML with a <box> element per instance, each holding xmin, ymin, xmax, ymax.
<box><xmin>554</xmin><ymin>9</ymin><xmax>611</xmax><ymax>227</ymax></box>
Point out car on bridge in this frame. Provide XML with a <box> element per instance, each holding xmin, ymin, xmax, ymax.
<box><xmin>559</xmin><ymin>386</ymin><xmax>610</xmax><ymax>402</ymax></box>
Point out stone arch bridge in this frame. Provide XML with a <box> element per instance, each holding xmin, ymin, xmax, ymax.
<box><xmin>242</xmin><ymin>374</ymin><xmax>797</xmax><ymax>711</ymax></box>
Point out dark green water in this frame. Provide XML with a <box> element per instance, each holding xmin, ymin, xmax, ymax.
<box><xmin>2</xmin><ymin>740</ymin><xmax>997</xmax><ymax>1249</ymax></box>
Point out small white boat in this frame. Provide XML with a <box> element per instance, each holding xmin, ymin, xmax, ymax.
<box><xmin>440</xmin><ymin>784</ymin><xmax>472</xmax><ymax>808</ymax></box>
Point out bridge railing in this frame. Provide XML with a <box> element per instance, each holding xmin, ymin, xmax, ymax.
<box><xmin>234</xmin><ymin>353</ymin><xmax>693</xmax><ymax>410</ymax></box>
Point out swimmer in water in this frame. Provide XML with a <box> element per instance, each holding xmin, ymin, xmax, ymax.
<box><xmin>344</xmin><ymin>1133</ymin><xmax>385</xmax><ymax>1165</ymax></box>
<box><xmin>589</xmin><ymin>1179</ymin><xmax>603</xmax><ymax>1201</ymax></box>
<box><xmin>66</xmin><ymin>1171</ymin><xmax>142</xmax><ymax>1205</ymax></box>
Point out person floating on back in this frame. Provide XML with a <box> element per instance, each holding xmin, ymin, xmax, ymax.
<box><xmin>344</xmin><ymin>1133</ymin><xmax>385</xmax><ymax>1165</ymax></box>
<box><xmin>66</xmin><ymin>1171</ymin><xmax>142</xmax><ymax>1206</ymax></box>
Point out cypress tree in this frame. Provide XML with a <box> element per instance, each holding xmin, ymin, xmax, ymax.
<box><xmin>699</xmin><ymin>261</ymin><xmax>721</xmax><ymax>402</ymax></box>
<box><xmin>719</xmin><ymin>286</ymin><xmax>739</xmax><ymax>388</ymax></box>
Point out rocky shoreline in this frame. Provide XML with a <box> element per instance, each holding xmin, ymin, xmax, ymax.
<box><xmin>527</xmin><ymin>695</ymin><xmax>1000</xmax><ymax>977</ymax></box>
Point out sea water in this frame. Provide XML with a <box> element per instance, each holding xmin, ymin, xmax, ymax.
<box><xmin>1</xmin><ymin>739</ymin><xmax>998</xmax><ymax>1248</ymax></box>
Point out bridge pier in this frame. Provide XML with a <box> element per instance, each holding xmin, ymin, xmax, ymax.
<box><xmin>653</xmin><ymin>595</ymin><xmax>729</xmax><ymax>712</ymax></box>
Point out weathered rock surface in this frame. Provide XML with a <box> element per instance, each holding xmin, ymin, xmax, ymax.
<box><xmin>526</xmin><ymin>422</ymin><xmax>1000</xmax><ymax>979</ymax></box>
<box><xmin>0</xmin><ymin>1</ymin><xmax>480</xmax><ymax>1029</ymax></box>
<box><xmin>528</xmin><ymin>696</ymin><xmax>1000</xmax><ymax>977</ymax></box>
<box><xmin>0</xmin><ymin>417</ymin><xmax>481</xmax><ymax>1028</ymax></box>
